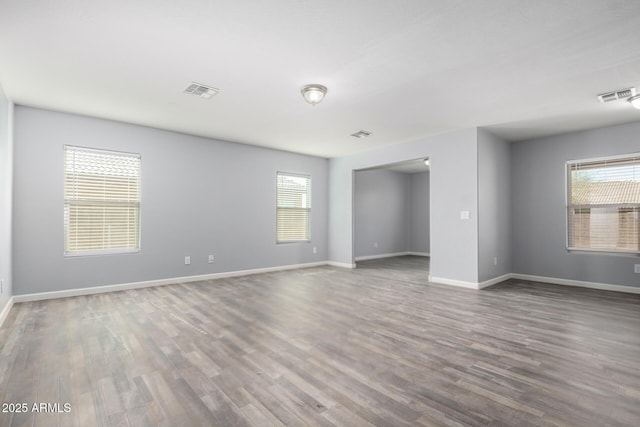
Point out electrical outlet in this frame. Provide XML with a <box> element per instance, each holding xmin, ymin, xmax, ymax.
<box><xmin>460</xmin><ymin>210</ymin><xmax>470</xmax><ymax>220</ymax></box>
<box><xmin>635</xmin><ymin>264</ymin><xmax>640</xmax><ymax>274</ymax></box>
<box><xmin>373</xmin><ymin>242</ymin><xmax>379</xmax><ymax>248</ymax></box>
<box><xmin>208</xmin><ymin>254</ymin><xmax>214</xmax><ymax>264</ymax></box>
<box><xmin>493</xmin><ymin>257</ymin><xmax>498</xmax><ymax>266</ymax></box>
<box><xmin>185</xmin><ymin>256</ymin><xmax>191</xmax><ymax>265</ymax></box>
<box><xmin>313</xmin><ymin>247</ymin><xmax>317</xmax><ymax>254</ymax></box>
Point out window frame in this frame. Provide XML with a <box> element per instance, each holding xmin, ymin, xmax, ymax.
<box><xmin>63</xmin><ymin>145</ymin><xmax>142</xmax><ymax>257</ymax></box>
<box><xmin>565</xmin><ymin>152</ymin><xmax>640</xmax><ymax>256</ymax></box>
<box><xmin>276</xmin><ymin>171</ymin><xmax>311</xmax><ymax>244</ymax></box>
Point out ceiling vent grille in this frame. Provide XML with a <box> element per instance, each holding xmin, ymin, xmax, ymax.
<box><xmin>351</xmin><ymin>130</ymin><xmax>372</xmax><ymax>138</ymax></box>
<box><xmin>184</xmin><ymin>82</ymin><xmax>219</xmax><ymax>99</ymax></box>
<box><xmin>597</xmin><ymin>87</ymin><xmax>636</xmax><ymax>103</ymax></box>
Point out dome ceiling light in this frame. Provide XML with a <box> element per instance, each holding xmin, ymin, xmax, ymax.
<box><xmin>301</xmin><ymin>84</ymin><xmax>327</xmax><ymax>106</ymax></box>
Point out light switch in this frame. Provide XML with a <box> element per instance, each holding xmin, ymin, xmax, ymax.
<box><xmin>460</xmin><ymin>210</ymin><xmax>470</xmax><ymax>220</ymax></box>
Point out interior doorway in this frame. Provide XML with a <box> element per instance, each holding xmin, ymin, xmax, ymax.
<box><xmin>353</xmin><ymin>158</ymin><xmax>430</xmax><ymax>277</ymax></box>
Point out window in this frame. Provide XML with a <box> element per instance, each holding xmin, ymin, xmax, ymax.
<box><xmin>64</xmin><ymin>145</ymin><xmax>141</xmax><ymax>256</ymax></box>
<box><xmin>567</xmin><ymin>154</ymin><xmax>640</xmax><ymax>254</ymax></box>
<box><xmin>276</xmin><ymin>172</ymin><xmax>311</xmax><ymax>242</ymax></box>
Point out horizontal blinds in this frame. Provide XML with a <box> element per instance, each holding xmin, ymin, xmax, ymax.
<box><xmin>276</xmin><ymin>172</ymin><xmax>311</xmax><ymax>242</ymax></box>
<box><xmin>64</xmin><ymin>146</ymin><xmax>141</xmax><ymax>254</ymax></box>
<box><xmin>567</xmin><ymin>155</ymin><xmax>640</xmax><ymax>253</ymax></box>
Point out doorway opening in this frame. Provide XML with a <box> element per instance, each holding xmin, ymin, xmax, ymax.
<box><xmin>353</xmin><ymin>158</ymin><xmax>430</xmax><ymax>280</ymax></box>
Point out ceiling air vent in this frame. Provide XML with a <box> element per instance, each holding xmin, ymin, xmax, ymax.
<box><xmin>597</xmin><ymin>87</ymin><xmax>636</xmax><ymax>103</ymax></box>
<box><xmin>184</xmin><ymin>82</ymin><xmax>219</xmax><ymax>99</ymax></box>
<box><xmin>351</xmin><ymin>130</ymin><xmax>372</xmax><ymax>139</ymax></box>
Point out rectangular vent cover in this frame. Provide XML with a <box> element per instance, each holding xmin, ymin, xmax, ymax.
<box><xmin>184</xmin><ymin>82</ymin><xmax>219</xmax><ymax>99</ymax></box>
<box><xmin>597</xmin><ymin>87</ymin><xmax>636</xmax><ymax>103</ymax></box>
<box><xmin>351</xmin><ymin>130</ymin><xmax>372</xmax><ymax>138</ymax></box>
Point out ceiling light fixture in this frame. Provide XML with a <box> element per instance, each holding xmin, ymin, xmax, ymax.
<box><xmin>301</xmin><ymin>84</ymin><xmax>327</xmax><ymax>106</ymax></box>
<box><xmin>628</xmin><ymin>95</ymin><xmax>640</xmax><ymax>110</ymax></box>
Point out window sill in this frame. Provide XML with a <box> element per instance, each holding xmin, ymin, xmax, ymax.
<box><xmin>567</xmin><ymin>248</ymin><xmax>640</xmax><ymax>257</ymax></box>
<box><xmin>64</xmin><ymin>249</ymin><xmax>141</xmax><ymax>258</ymax></box>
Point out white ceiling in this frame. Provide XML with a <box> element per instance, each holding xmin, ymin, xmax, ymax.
<box><xmin>1</xmin><ymin>0</ymin><xmax>640</xmax><ymax>158</ymax></box>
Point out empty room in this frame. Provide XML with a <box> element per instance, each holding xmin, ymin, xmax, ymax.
<box><xmin>1</xmin><ymin>1</ymin><xmax>640</xmax><ymax>426</ymax></box>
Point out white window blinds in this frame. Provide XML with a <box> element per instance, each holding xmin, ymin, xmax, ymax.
<box><xmin>567</xmin><ymin>154</ymin><xmax>640</xmax><ymax>254</ymax></box>
<box><xmin>276</xmin><ymin>172</ymin><xmax>311</xmax><ymax>242</ymax></box>
<box><xmin>64</xmin><ymin>146</ymin><xmax>141</xmax><ymax>255</ymax></box>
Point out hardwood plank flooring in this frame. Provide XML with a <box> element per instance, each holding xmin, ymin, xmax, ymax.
<box><xmin>1</xmin><ymin>256</ymin><xmax>640</xmax><ymax>426</ymax></box>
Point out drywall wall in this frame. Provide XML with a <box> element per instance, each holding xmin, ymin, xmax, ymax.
<box><xmin>329</xmin><ymin>128</ymin><xmax>479</xmax><ymax>284</ymax></box>
<box><xmin>354</xmin><ymin>169</ymin><xmax>430</xmax><ymax>259</ymax></box>
<box><xmin>12</xmin><ymin>107</ymin><xmax>329</xmax><ymax>295</ymax></box>
<box><xmin>511</xmin><ymin>121</ymin><xmax>640</xmax><ymax>287</ymax></box>
<box><xmin>354</xmin><ymin>169</ymin><xmax>408</xmax><ymax>258</ymax></box>
<box><xmin>477</xmin><ymin>129</ymin><xmax>511</xmax><ymax>282</ymax></box>
<box><xmin>408</xmin><ymin>172</ymin><xmax>430</xmax><ymax>254</ymax></box>
<box><xmin>0</xmin><ymin>84</ymin><xmax>12</xmax><ymax>315</ymax></box>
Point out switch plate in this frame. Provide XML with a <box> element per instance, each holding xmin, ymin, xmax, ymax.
<box><xmin>635</xmin><ymin>264</ymin><xmax>640</xmax><ymax>273</ymax></box>
<box><xmin>373</xmin><ymin>242</ymin><xmax>379</xmax><ymax>248</ymax></box>
<box><xmin>185</xmin><ymin>256</ymin><xmax>191</xmax><ymax>265</ymax></box>
<box><xmin>493</xmin><ymin>257</ymin><xmax>498</xmax><ymax>266</ymax></box>
<box><xmin>208</xmin><ymin>254</ymin><xmax>214</xmax><ymax>264</ymax></box>
<box><xmin>0</xmin><ymin>279</ymin><xmax>3</xmax><ymax>294</ymax></box>
<box><xmin>460</xmin><ymin>210</ymin><xmax>470</xmax><ymax>220</ymax></box>
<box><xmin>313</xmin><ymin>247</ymin><xmax>317</xmax><ymax>254</ymax></box>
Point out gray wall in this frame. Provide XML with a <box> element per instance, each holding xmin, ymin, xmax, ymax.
<box><xmin>478</xmin><ymin>129</ymin><xmax>511</xmax><ymax>282</ymax></box>
<box><xmin>408</xmin><ymin>172</ymin><xmax>430</xmax><ymax>254</ymax></box>
<box><xmin>12</xmin><ymin>105</ymin><xmax>635</xmax><ymax>296</ymax></box>
<box><xmin>12</xmin><ymin>107</ymin><xmax>328</xmax><ymax>295</ymax></box>
<box><xmin>329</xmin><ymin>128</ymin><xmax>479</xmax><ymax>283</ymax></box>
<box><xmin>0</xmin><ymin>84</ymin><xmax>12</xmax><ymax>311</ymax></box>
<box><xmin>354</xmin><ymin>169</ymin><xmax>431</xmax><ymax>259</ymax></box>
<box><xmin>511</xmin><ymin>121</ymin><xmax>640</xmax><ymax>287</ymax></box>
<box><xmin>354</xmin><ymin>169</ymin><xmax>408</xmax><ymax>258</ymax></box>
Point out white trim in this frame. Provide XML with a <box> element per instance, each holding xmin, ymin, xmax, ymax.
<box><xmin>565</xmin><ymin>152</ymin><xmax>640</xmax><ymax>255</ymax></box>
<box><xmin>566</xmin><ymin>151</ymin><xmax>640</xmax><ymax>166</ymax></box>
<box><xmin>13</xmin><ymin>262</ymin><xmax>328</xmax><ymax>303</ymax></box>
<box><xmin>429</xmin><ymin>276</ymin><xmax>480</xmax><ymax>289</ymax></box>
<box><xmin>478</xmin><ymin>274</ymin><xmax>511</xmax><ymax>289</ymax></box>
<box><xmin>355</xmin><ymin>252</ymin><xmax>409</xmax><ymax>261</ymax></box>
<box><xmin>407</xmin><ymin>251</ymin><xmax>430</xmax><ymax>257</ymax></box>
<box><xmin>511</xmin><ymin>273</ymin><xmax>640</xmax><ymax>294</ymax></box>
<box><xmin>327</xmin><ymin>261</ymin><xmax>356</xmax><ymax>269</ymax></box>
<box><xmin>276</xmin><ymin>171</ymin><xmax>312</xmax><ymax>243</ymax></box>
<box><xmin>0</xmin><ymin>297</ymin><xmax>14</xmax><ymax>328</ymax></box>
<box><xmin>10</xmin><ymin>264</ymin><xmax>640</xmax><ymax>305</ymax></box>
<box><xmin>431</xmin><ymin>272</ymin><xmax>640</xmax><ymax>294</ymax></box>
<box><xmin>430</xmin><ymin>274</ymin><xmax>510</xmax><ymax>290</ymax></box>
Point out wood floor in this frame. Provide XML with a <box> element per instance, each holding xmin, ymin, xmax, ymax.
<box><xmin>1</xmin><ymin>256</ymin><xmax>640</xmax><ymax>426</ymax></box>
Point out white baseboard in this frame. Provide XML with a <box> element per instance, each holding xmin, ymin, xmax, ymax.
<box><xmin>9</xmin><ymin>263</ymin><xmax>640</xmax><ymax>306</ymax></box>
<box><xmin>429</xmin><ymin>272</ymin><xmax>640</xmax><ymax>294</ymax></box>
<box><xmin>430</xmin><ymin>274</ymin><xmax>510</xmax><ymax>290</ymax></box>
<box><xmin>13</xmin><ymin>261</ymin><xmax>328</xmax><ymax>303</ymax></box>
<box><xmin>0</xmin><ymin>297</ymin><xmax>14</xmax><ymax>328</ymax></box>
<box><xmin>408</xmin><ymin>252</ymin><xmax>430</xmax><ymax>257</ymax></box>
<box><xmin>355</xmin><ymin>252</ymin><xmax>410</xmax><ymax>261</ymax></box>
<box><xmin>354</xmin><ymin>252</ymin><xmax>429</xmax><ymax>261</ymax></box>
<box><xmin>478</xmin><ymin>274</ymin><xmax>512</xmax><ymax>289</ymax></box>
<box><xmin>511</xmin><ymin>273</ymin><xmax>640</xmax><ymax>294</ymax></box>
<box><xmin>327</xmin><ymin>261</ymin><xmax>356</xmax><ymax>269</ymax></box>
<box><xmin>429</xmin><ymin>276</ymin><xmax>481</xmax><ymax>289</ymax></box>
